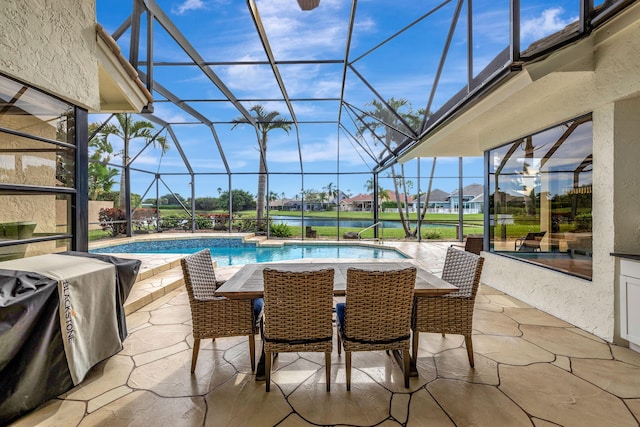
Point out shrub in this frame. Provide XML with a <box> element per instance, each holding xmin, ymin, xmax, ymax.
<box><xmin>574</xmin><ymin>212</ymin><xmax>592</xmax><ymax>231</ymax></box>
<box><xmin>159</xmin><ymin>216</ymin><xmax>187</xmax><ymax>230</ymax></box>
<box><xmin>195</xmin><ymin>215</ymin><xmax>214</xmax><ymax>230</ymax></box>
<box><xmin>99</xmin><ymin>208</ymin><xmax>127</xmax><ymax>237</ymax></box>
<box><xmin>422</xmin><ymin>230</ymin><xmax>443</xmax><ymax>240</ymax></box>
<box><xmin>270</xmin><ymin>222</ymin><xmax>292</xmax><ymax>237</ymax></box>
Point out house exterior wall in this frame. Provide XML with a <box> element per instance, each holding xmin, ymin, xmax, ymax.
<box><xmin>480</xmin><ymin>7</ymin><xmax>640</xmax><ymax>342</ymax></box>
<box><xmin>0</xmin><ymin>0</ymin><xmax>100</xmax><ymax>111</ymax></box>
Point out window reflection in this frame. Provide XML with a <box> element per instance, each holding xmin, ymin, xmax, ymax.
<box><xmin>488</xmin><ymin>115</ymin><xmax>593</xmax><ymax>279</ymax></box>
<box><xmin>0</xmin><ymin>74</ymin><xmax>76</xmax><ymax>260</ymax></box>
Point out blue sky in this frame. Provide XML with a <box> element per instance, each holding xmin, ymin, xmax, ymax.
<box><xmin>93</xmin><ymin>0</ymin><xmax>585</xmax><ymax>201</ymax></box>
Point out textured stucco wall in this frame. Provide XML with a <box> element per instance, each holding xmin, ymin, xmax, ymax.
<box><xmin>88</xmin><ymin>201</ymin><xmax>114</xmax><ymax>230</ymax></box>
<box><xmin>0</xmin><ymin>0</ymin><xmax>99</xmax><ymax>110</ymax></box>
<box><xmin>0</xmin><ymin>112</ymin><xmax>65</xmax><ymax>257</ymax></box>
<box><xmin>480</xmin><ymin>253</ymin><xmax>610</xmax><ymax>336</ymax></box>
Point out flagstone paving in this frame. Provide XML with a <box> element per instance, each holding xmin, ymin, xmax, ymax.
<box><xmin>10</xmin><ymin>241</ymin><xmax>640</xmax><ymax>426</ymax></box>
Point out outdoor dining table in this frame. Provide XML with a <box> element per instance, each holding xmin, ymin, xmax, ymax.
<box><xmin>214</xmin><ymin>260</ymin><xmax>458</xmax><ymax>380</ymax></box>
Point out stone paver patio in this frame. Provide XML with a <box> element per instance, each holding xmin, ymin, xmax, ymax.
<box><xmin>10</xmin><ymin>239</ymin><xmax>640</xmax><ymax>426</ymax></box>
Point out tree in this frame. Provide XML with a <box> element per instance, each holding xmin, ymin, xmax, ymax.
<box><xmin>232</xmin><ymin>105</ymin><xmax>291</xmax><ymax>222</ymax></box>
<box><xmin>87</xmin><ymin>131</ymin><xmax>118</xmax><ymax>201</ymax></box>
<box><xmin>364</xmin><ymin>179</ymin><xmax>389</xmax><ymax>202</ymax></box>
<box><xmin>266</xmin><ymin>191</ymin><xmax>278</xmax><ymax>211</ymax></box>
<box><xmin>161</xmin><ymin>193</ymin><xmax>186</xmax><ymax>205</ymax></box>
<box><xmin>317</xmin><ymin>190</ymin><xmax>327</xmax><ymax>209</ymax></box>
<box><xmin>323</xmin><ymin>182</ymin><xmax>337</xmax><ymax>205</ymax></box>
<box><xmin>96</xmin><ymin>113</ymin><xmax>169</xmax><ymax>209</ymax></box>
<box><xmin>194</xmin><ymin>197</ymin><xmax>217</xmax><ymax>211</ymax></box>
<box><xmin>359</xmin><ymin>98</ymin><xmax>425</xmax><ymax>237</ymax></box>
<box><xmin>216</xmin><ymin>189</ymin><xmax>256</xmax><ymax>212</ymax></box>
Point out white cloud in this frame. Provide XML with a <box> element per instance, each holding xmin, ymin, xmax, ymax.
<box><xmin>521</xmin><ymin>8</ymin><xmax>577</xmax><ymax>42</ymax></box>
<box><xmin>172</xmin><ymin>0</ymin><xmax>207</xmax><ymax>15</ymax></box>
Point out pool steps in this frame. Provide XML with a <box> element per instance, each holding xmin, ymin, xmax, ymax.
<box><xmin>123</xmin><ymin>255</ymin><xmax>186</xmax><ymax>315</ymax></box>
<box><xmin>122</xmin><ymin>255</ymin><xmax>243</xmax><ymax>315</ymax></box>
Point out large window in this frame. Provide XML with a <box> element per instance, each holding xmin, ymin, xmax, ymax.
<box><xmin>488</xmin><ymin>115</ymin><xmax>593</xmax><ymax>279</ymax></box>
<box><xmin>0</xmin><ymin>74</ymin><xmax>84</xmax><ymax>260</ymax></box>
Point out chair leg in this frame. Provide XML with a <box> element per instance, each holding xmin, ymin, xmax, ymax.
<box><xmin>337</xmin><ymin>333</ymin><xmax>342</xmax><ymax>355</ymax></box>
<box><xmin>249</xmin><ymin>334</ymin><xmax>256</xmax><ymax>372</ymax></box>
<box><xmin>346</xmin><ymin>351</ymin><xmax>352</xmax><ymax>391</ymax></box>
<box><xmin>402</xmin><ymin>350</ymin><xmax>410</xmax><ymax>388</ymax></box>
<box><xmin>265</xmin><ymin>352</ymin><xmax>272</xmax><ymax>392</ymax></box>
<box><xmin>191</xmin><ymin>338</ymin><xmax>201</xmax><ymax>373</ymax></box>
<box><xmin>325</xmin><ymin>352</ymin><xmax>331</xmax><ymax>392</ymax></box>
<box><xmin>412</xmin><ymin>331</ymin><xmax>419</xmax><ymax>362</ymax></box>
<box><xmin>465</xmin><ymin>335</ymin><xmax>475</xmax><ymax>368</ymax></box>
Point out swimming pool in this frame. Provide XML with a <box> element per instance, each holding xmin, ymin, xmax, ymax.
<box><xmin>90</xmin><ymin>238</ymin><xmax>406</xmax><ymax>267</ymax></box>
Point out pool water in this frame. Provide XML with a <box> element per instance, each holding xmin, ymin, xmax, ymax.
<box><xmin>90</xmin><ymin>238</ymin><xmax>406</xmax><ymax>267</ymax></box>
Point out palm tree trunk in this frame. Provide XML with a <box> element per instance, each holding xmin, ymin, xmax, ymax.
<box><xmin>400</xmin><ymin>164</ymin><xmax>412</xmax><ymax>234</ymax></box>
<box><xmin>256</xmin><ymin>138</ymin><xmax>267</xmax><ymax>223</ymax></box>
<box><xmin>391</xmin><ymin>164</ymin><xmax>411</xmax><ymax>237</ymax></box>
<box><xmin>119</xmin><ymin>119</ymin><xmax>129</xmax><ymax>210</ymax></box>
<box><xmin>412</xmin><ymin>158</ymin><xmax>437</xmax><ymax>237</ymax></box>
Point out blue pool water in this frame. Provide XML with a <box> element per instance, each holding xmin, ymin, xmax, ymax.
<box><xmin>90</xmin><ymin>238</ymin><xmax>406</xmax><ymax>267</ymax></box>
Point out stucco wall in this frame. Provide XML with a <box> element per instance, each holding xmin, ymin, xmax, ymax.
<box><xmin>480</xmin><ymin>253</ymin><xmax>611</xmax><ymax>336</ymax></box>
<box><xmin>0</xmin><ymin>0</ymin><xmax>99</xmax><ymax>110</ymax></box>
<box><xmin>88</xmin><ymin>201</ymin><xmax>114</xmax><ymax>230</ymax></box>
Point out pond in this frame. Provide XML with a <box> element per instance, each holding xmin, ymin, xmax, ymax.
<box><xmin>269</xmin><ymin>215</ymin><xmax>454</xmax><ymax>230</ymax></box>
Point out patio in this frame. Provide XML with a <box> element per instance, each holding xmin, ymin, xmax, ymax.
<box><xmin>10</xmin><ymin>241</ymin><xmax>640</xmax><ymax>427</ymax></box>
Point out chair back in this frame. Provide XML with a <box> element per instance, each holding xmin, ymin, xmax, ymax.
<box><xmin>180</xmin><ymin>249</ymin><xmax>218</xmax><ymax>301</ymax></box>
<box><xmin>262</xmin><ymin>268</ymin><xmax>334</xmax><ymax>352</ymax></box>
<box><xmin>441</xmin><ymin>246</ymin><xmax>484</xmax><ymax>298</ymax></box>
<box><xmin>343</xmin><ymin>267</ymin><xmax>416</xmax><ymax>351</ymax></box>
<box><xmin>464</xmin><ymin>235</ymin><xmax>484</xmax><ymax>255</ymax></box>
<box><xmin>517</xmin><ymin>231</ymin><xmax>546</xmax><ymax>251</ymax></box>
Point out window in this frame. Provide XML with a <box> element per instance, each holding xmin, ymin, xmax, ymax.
<box><xmin>0</xmin><ymin>73</ymin><xmax>82</xmax><ymax>260</ymax></box>
<box><xmin>488</xmin><ymin>115</ymin><xmax>593</xmax><ymax>279</ymax></box>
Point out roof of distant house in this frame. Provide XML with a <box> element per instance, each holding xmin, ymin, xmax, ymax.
<box><xmin>418</xmin><ymin>189</ymin><xmax>449</xmax><ymax>203</ymax></box>
<box><xmin>450</xmin><ymin>183</ymin><xmax>484</xmax><ymax>197</ymax></box>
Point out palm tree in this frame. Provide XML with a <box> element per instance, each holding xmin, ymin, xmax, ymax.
<box><xmin>89</xmin><ymin>129</ymin><xmax>118</xmax><ymax>200</ymax></box>
<box><xmin>232</xmin><ymin>105</ymin><xmax>291</xmax><ymax>222</ymax></box>
<box><xmin>360</xmin><ymin>98</ymin><xmax>422</xmax><ymax>237</ymax></box>
<box><xmin>96</xmin><ymin>113</ymin><xmax>169</xmax><ymax>209</ymax></box>
<box><xmin>268</xmin><ymin>191</ymin><xmax>279</xmax><ymax>211</ymax></box>
<box><xmin>88</xmin><ymin>133</ymin><xmax>118</xmax><ymax>200</ymax></box>
<box><xmin>323</xmin><ymin>182</ymin><xmax>337</xmax><ymax>205</ymax></box>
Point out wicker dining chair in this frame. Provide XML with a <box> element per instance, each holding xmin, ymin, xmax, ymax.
<box><xmin>262</xmin><ymin>268</ymin><xmax>335</xmax><ymax>392</ymax></box>
<box><xmin>336</xmin><ymin>267</ymin><xmax>416</xmax><ymax>390</ymax></box>
<box><xmin>412</xmin><ymin>246</ymin><xmax>484</xmax><ymax>367</ymax></box>
<box><xmin>181</xmin><ymin>249</ymin><xmax>263</xmax><ymax>373</ymax></box>
<box><xmin>450</xmin><ymin>234</ymin><xmax>484</xmax><ymax>255</ymax></box>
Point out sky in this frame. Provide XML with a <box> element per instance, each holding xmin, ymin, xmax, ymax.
<box><xmin>93</xmin><ymin>0</ymin><xmax>586</xmax><ymax>201</ymax></box>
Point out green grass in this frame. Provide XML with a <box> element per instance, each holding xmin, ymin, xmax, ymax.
<box><xmin>159</xmin><ymin>208</ymin><xmax>483</xmax><ymax>224</ymax></box>
<box><xmin>89</xmin><ymin>229</ymin><xmax>110</xmax><ymax>241</ymax></box>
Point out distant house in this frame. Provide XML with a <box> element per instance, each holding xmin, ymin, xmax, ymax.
<box><xmin>448</xmin><ymin>183</ymin><xmax>484</xmax><ymax>213</ymax></box>
<box><xmin>412</xmin><ymin>184</ymin><xmax>484</xmax><ymax>213</ymax></box>
<box><xmin>384</xmin><ymin>191</ymin><xmax>413</xmax><ymax>207</ymax></box>
<box><xmin>340</xmin><ymin>193</ymin><xmax>374</xmax><ymax>212</ymax></box>
<box><xmin>414</xmin><ymin>189</ymin><xmax>450</xmax><ymax>211</ymax></box>
<box><xmin>341</xmin><ymin>186</ymin><xmax>484</xmax><ymax>213</ymax></box>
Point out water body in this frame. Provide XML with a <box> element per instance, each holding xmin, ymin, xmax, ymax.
<box><xmin>90</xmin><ymin>238</ymin><xmax>405</xmax><ymax>267</ymax></box>
<box><xmin>269</xmin><ymin>215</ymin><xmax>452</xmax><ymax>229</ymax></box>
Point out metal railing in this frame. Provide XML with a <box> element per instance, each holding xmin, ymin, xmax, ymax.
<box><xmin>357</xmin><ymin>222</ymin><xmax>384</xmax><ymax>243</ymax></box>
